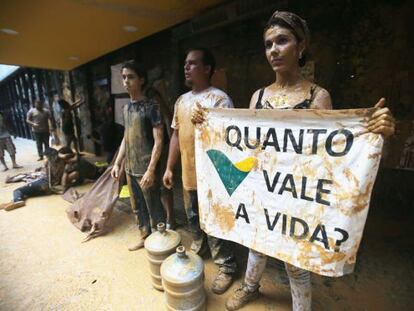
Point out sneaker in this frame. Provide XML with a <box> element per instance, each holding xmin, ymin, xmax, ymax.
<box><xmin>225</xmin><ymin>283</ymin><xmax>260</xmax><ymax>311</ymax></box>
<box><xmin>4</xmin><ymin>201</ymin><xmax>26</xmax><ymax>211</ymax></box>
<box><xmin>0</xmin><ymin>202</ymin><xmax>10</xmax><ymax>210</ymax></box>
<box><xmin>128</xmin><ymin>230</ymin><xmax>149</xmax><ymax>251</ymax></box>
<box><xmin>37</xmin><ymin>157</ymin><xmax>44</xmax><ymax>161</ymax></box>
<box><xmin>128</xmin><ymin>238</ymin><xmax>145</xmax><ymax>251</ymax></box>
<box><xmin>211</xmin><ymin>271</ymin><xmax>234</xmax><ymax>295</ymax></box>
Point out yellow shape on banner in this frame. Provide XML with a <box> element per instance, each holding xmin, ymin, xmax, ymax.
<box><xmin>234</xmin><ymin>157</ymin><xmax>257</xmax><ymax>172</ymax></box>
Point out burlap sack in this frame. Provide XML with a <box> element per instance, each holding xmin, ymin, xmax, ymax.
<box><xmin>65</xmin><ymin>159</ymin><xmax>125</xmax><ymax>242</ymax></box>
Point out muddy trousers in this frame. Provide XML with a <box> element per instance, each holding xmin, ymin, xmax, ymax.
<box><xmin>184</xmin><ymin>189</ymin><xmax>237</xmax><ymax>274</ymax></box>
<box><xmin>126</xmin><ymin>174</ymin><xmax>166</xmax><ymax>237</ymax></box>
<box><xmin>245</xmin><ymin>249</ymin><xmax>311</xmax><ymax>311</ymax></box>
<box><xmin>13</xmin><ymin>178</ymin><xmax>50</xmax><ymax>202</ymax></box>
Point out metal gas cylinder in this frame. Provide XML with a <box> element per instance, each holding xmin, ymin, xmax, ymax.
<box><xmin>160</xmin><ymin>246</ymin><xmax>206</xmax><ymax>311</ymax></box>
<box><xmin>144</xmin><ymin>222</ymin><xmax>181</xmax><ymax>291</ymax></box>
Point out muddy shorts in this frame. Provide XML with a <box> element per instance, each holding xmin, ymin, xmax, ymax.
<box><xmin>0</xmin><ymin>137</ymin><xmax>16</xmax><ymax>157</ymax></box>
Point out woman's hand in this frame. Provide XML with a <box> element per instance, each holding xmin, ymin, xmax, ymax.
<box><xmin>140</xmin><ymin>169</ymin><xmax>155</xmax><ymax>189</ymax></box>
<box><xmin>191</xmin><ymin>102</ymin><xmax>207</xmax><ymax>124</ymax></box>
<box><xmin>367</xmin><ymin>98</ymin><xmax>395</xmax><ymax>137</ymax></box>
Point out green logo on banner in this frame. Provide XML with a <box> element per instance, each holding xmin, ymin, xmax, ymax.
<box><xmin>207</xmin><ymin>149</ymin><xmax>257</xmax><ymax>196</ymax></box>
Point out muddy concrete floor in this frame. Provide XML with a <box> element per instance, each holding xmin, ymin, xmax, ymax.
<box><xmin>0</xmin><ymin>138</ymin><xmax>412</xmax><ymax>311</ymax></box>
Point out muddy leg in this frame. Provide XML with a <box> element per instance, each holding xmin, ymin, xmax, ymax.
<box><xmin>10</xmin><ymin>154</ymin><xmax>22</xmax><ymax>168</ymax></box>
<box><xmin>0</xmin><ymin>156</ymin><xmax>8</xmax><ymax>171</ymax></box>
<box><xmin>285</xmin><ymin>263</ymin><xmax>311</xmax><ymax>311</ymax></box>
<box><xmin>245</xmin><ymin>249</ymin><xmax>267</xmax><ymax>291</ymax></box>
<box><xmin>161</xmin><ymin>188</ymin><xmax>176</xmax><ymax>229</ymax></box>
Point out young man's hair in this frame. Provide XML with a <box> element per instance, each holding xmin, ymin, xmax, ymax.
<box><xmin>44</xmin><ymin>148</ymin><xmax>59</xmax><ymax>161</ymax></box>
<box><xmin>186</xmin><ymin>47</ymin><xmax>216</xmax><ymax>79</ymax></box>
<box><xmin>121</xmin><ymin>60</ymin><xmax>147</xmax><ymax>88</ymax></box>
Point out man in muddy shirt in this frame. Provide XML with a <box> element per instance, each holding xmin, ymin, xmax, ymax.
<box><xmin>163</xmin><ymin>48</ymin><xmax>237</xmax><ymax>294</ymax></box>
<box><xmin>111</xmin><ymin>61</ymin><xmax>165</xmax><ymax>251</ymax></box>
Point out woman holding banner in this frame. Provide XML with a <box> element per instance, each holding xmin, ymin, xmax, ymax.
<box><xmin>226</xmin><ymin>11</ymin><xmax>396</xmax><ymax>311</ymax></box>
<box><xmin>193</xmin><ymin>10</ymin><xmax>395</xmax><ymax>311</ymax></box>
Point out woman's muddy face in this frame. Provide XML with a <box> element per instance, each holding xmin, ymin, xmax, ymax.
<box><xmin>264</xmin><ymin>26</ymin><xmax>303</xmax><ymax>73</ymax></box>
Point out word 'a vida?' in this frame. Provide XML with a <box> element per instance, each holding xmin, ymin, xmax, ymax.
<box><xmin>225</xmin><ymin>125</ymin><xmax>354</xmax><ymax>157</ymax></box>
<box><xmin>235</xmin><ymin>203</ymin><xmax>349</xmax><ymax>252</ymax></box>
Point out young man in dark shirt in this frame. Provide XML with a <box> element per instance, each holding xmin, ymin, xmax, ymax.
<box><xmin>111</xmin><ymin>61</ymin><xmax>166</xmax><ymax>251</ymax></box>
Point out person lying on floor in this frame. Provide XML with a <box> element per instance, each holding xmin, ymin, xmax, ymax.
<box><xmin>0</xmin><ymin>148</ymin><xmax>66</xmax><ymax>211</ymax></box>
<box><xmin>57</xmin><ymin>147</ymin><xmax>106</xmax><ymax>190</ymax></box>
<box><xmin>5</xmin><ymin>168</ymin><xmax>44</xmax><ymax>184</ymax></box>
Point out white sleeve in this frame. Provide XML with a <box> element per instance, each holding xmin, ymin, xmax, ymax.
<box><xmin>171</xmin><ymin>96</ymin><xmax>182</xmax><ymax>129</ymax></box>
<box><xmin>214</xmin><ymin>94</ymin><xmax>234</xmax><ymax>108</ymax></box>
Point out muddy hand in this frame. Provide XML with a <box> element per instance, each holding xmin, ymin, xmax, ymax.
<box><xmin>191</xmin><ymin>102</ymin><xmax>207</xmax><ymax>124</ymax></box>
<box><xmin>367</xmin><ymin>98</ymin><xmax>395</xmax><ymax>137</ymax></box>
<box><xmin>163</xmin><ymin>169</ymin><xmax>173</xmax><ymax>189</ymax></box>
<box><xmin>140</xmin><ymin>170</ymin><xmax>155</xmax><ymax>189</ymax></box>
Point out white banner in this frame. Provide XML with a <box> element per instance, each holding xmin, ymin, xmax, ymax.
<box><xmin>195</xmin><ymin>108</ymin><xmax>383</xmax><ymax>277</ymax></box>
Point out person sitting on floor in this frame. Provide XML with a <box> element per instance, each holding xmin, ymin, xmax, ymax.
<box><xmin>0</xmin><ymin>148</ymin><xmax>66</xmax><ymax>211</ymax></box>
<box><xmin>58</xmin><ymin>147</ymin><xmax>106</xmax><ymax>190</ymax></box>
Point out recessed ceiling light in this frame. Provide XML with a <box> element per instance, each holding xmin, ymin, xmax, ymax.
<box><xmin>68</xmin><ymin>56</ymin><xmax>79</xmax><ymax>61</ymax></box>
<box><xmin>1</xmin><ymin>28</ymin><xmax>19</xmax><ymax>35</ymax></box>
<box><xmin>123</xmin><ymin>25</ymin><xmax>137</xmax><ymax>32</ymax></box>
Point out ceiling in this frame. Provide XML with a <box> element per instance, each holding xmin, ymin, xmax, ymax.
<box><xmin>0</xmin><ymin>0</ymin><xmax>223</xmax><ymax>70</ymax></box>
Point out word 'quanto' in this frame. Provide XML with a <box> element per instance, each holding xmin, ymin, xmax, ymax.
<box><xmin>235</xmin><ymin>203</ymin><xmax>349</xmax><ymax>252</ymax></box>
<box><xmin>225</xmin><ymin>125</ymin><xmax>354</xmax><ymax>156</ymax></box>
